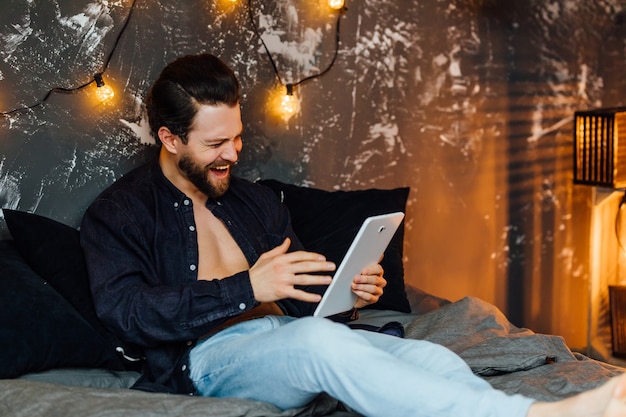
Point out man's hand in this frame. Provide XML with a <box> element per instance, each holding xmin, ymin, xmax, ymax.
<box><xmin>352</xmin><ymin>263</ymin><xmax>386</xmax><ymax>309</ymax></box>
<box><xmin>249</xmin><ymin>238</ymin><xmax>336</xmax><ymax>303</ymax></box>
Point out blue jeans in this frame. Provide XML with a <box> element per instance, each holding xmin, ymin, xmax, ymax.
<box><xmin>189</xmin><ymin>316</ymin><xmax>533</xmax><ymax>417</ymax></box>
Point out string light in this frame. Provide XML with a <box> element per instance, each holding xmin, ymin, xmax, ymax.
<box><xmin>279</xmin><ymin>84</ymin><xmax>301</xmax><ymax>122</ymax></box>
<box><xmin>1</xmin><ymin>0</ymin><xmax>343</xmax><ymax>123</ymax></box>
<box><xmin>94</xmin><ymin>73</ymin><xmax>115</xmax><ymax>103</ymax></box>
<box><xmin>247</xmin><ymin>0</ymin><xmax>345</xmax><ymax>122</ymax></box>
<box><xmin>328</xmin><ymin>0</ymin><xmax>345</xmax><ymax>10</ymax></box>
<box><xmin>1</xmin><ymin>0</ymin><xmax>137</xmax><ymax>117</ymax></box>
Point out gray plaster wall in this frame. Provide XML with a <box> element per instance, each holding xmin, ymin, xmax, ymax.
<box><xmin>1</xmin><ymin>0</ymin><xmax>624</xmax><ymax>346</ymax></box>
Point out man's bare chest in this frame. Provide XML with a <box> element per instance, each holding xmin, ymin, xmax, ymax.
<box><xmin>193</xmin><ymin>207</ymin><xmax>249</xmax><ymax>281</ymax></box>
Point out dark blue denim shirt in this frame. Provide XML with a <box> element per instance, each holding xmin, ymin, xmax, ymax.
<box><xmin>80</xmin><ymin>158</ymin><xmax>314</xmax><ymax>395</ymax></box>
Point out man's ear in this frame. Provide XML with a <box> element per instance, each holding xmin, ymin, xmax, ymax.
<box><xmin>158</xmin><ymin>127</ymin><xmax>179</xmax><ymax>154</ymax></box>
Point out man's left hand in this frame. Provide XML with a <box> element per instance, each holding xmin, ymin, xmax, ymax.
<box><xmin>352</xmin><ymin>263</ymin><xmax>386</xmax><ymax>309</ymax></box>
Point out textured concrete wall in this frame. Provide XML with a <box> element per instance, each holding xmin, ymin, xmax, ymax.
<box><xmin>1</xmin><ymin>0</ymin><xmax>624</xmax><ymax>347</ymax></box>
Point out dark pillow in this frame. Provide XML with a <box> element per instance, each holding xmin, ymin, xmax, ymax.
<box><xmin>258</xmin><ymin>179</ymin><xmax>411</xmax><ymax>313</ymax></box>
<box><xmin>0</xmin><ymin>240</ymin><xmax>123</xmax><ymax>378</ymax></box>
<box><xmin>3</xmin><ymin>209</ymin><xmax>142</xmax><ymax>371</ymax></box>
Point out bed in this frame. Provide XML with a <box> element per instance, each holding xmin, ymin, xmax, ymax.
<box><xmin>0</xmin><ymin>179</ymin><xmax>622</xmax><ymax>417</ymax></box>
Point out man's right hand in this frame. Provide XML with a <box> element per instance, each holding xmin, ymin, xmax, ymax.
<box><xmin>249</xmin><ymin>238</ymin><xmax>335</xmax><ymax>303</ymax></box>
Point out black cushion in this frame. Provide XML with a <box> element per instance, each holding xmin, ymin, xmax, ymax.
<box><xmin>258</xmin><ymin>180</ymin><xmax>411</xmax><ymax>313</ymax></box>
<box><xmin>3</xmin><ymin>209</ymin><xmax>142</xmax><ymax>371</ymax></box>
<box><xmin>0</xmin><ymin>240</ymin><xmax>123</xmax><ymax>378</ymax></box>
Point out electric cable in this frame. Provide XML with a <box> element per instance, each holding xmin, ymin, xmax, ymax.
<box><xmin>246</xmin><ymin>0</ymin><xmax>344</xmax><ymax>92</ymax></box>
<box><xmin>1</xmin><ymin>0</ymin><xmax>138</xmax><ymax>117</ymax></box>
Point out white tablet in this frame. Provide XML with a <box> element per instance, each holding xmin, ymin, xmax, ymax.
<box><xmin>313</xmin><ymin>212</ymin><xmax>405</xmax><ymax>318</ymax></box>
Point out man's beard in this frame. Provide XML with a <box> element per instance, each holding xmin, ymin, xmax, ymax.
<box><xmin>178</xmin><ymin>155</ymin><xmax>231</xmax><ymax>199</ymax></box>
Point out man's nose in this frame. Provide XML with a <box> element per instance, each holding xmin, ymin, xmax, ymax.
<box><xmin>222</xmin><ymin>140</ymin><xmax>240</xmax><ymax>161</ymax></box>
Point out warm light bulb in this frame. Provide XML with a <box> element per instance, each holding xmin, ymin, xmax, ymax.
<box><xmin>95</xmin><ymin>84</ymin><xmax>115</xmax><ymax>102</ymax></box>
<box><xmin>268</xmin><ymin>83</ymin><xmax>302</xmax><ymax>123</ymax></box>
<box><xmin>94</xmin><ymin>74</ymin><xmax>115</xmax><ymax>103</ymax></box>
<box><xmin>278</xmin><ymin>84</ymin><xmax>301</xmax><ymax>122</ymax></box>
<box><xmin>280</xmin><ymin>94</ymin><xmax>300</xmax><ymax>120</ymax></box>
<box><xmin>328</xmin><ymin>0</ymin><xmax>345</xmax><ymax>10</ymax></box>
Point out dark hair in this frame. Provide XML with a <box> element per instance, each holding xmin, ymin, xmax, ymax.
<box><xmin>146</xmin><ymin>53</ymin><xmax>240</xmax><ymax>144</ymax></box>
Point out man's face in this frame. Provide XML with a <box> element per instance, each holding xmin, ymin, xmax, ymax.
<box><xmin>177</xmin><ymin>103</ymin><xmax>243</xmax><ymax>199</ymax></box>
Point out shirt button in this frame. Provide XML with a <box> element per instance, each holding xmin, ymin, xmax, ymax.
<box><xmin>190</xmin><ymin>264</ymin><xmax>196</xmax><ymax>271</ymax></box>
<box><xmin>189</xmin><ymin>225</ymin><xmax>195</xmax><ymax>232</ymax></box>
<box><xmin>239</xmin><ymin>303</ymin><xmax>246</xmax><ymax>310</ymax></box>
<box><xmin>181</xmin><ymin>364</ymin><xmax>187</xmax><ymax>371</ymax></box>
<box><xmin>183</xmin><ymin>199</ymin><xmax>190</xmax><ymax>206</ymax></box>
<box><xmin>173</xmin><ymin>202</ymin><xmax>179</xmax><ymax>208</ymax></box>
<box><xmin>186</xmin><ymin>340</ymin><xmax>193</xmax><ymax>346</ymax></box>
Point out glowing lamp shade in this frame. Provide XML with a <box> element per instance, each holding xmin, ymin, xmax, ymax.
<box><xmin>328</xmin><ymin>0</ymin><xmax>345</xmax><ymax>10</ymax></box>
<box><xmin>574</xmin><ymin>107</ymin><xmax>626</xmax><ymax>189</ymax></box>
<box><xmin>94</xmin><ymin>74</ymin><xmax>115</xmax><ymax>103</ymax></box>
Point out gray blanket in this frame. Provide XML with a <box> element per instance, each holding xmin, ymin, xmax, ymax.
<box><xmin>404</xmin><ymin>296</ymin><xmax>623</xmax><ymax>402</ymax></box>
<box><xmin>0</xmin><ymin>297</ymin><xmax>622</xmax><ymax>416</ymax></box>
